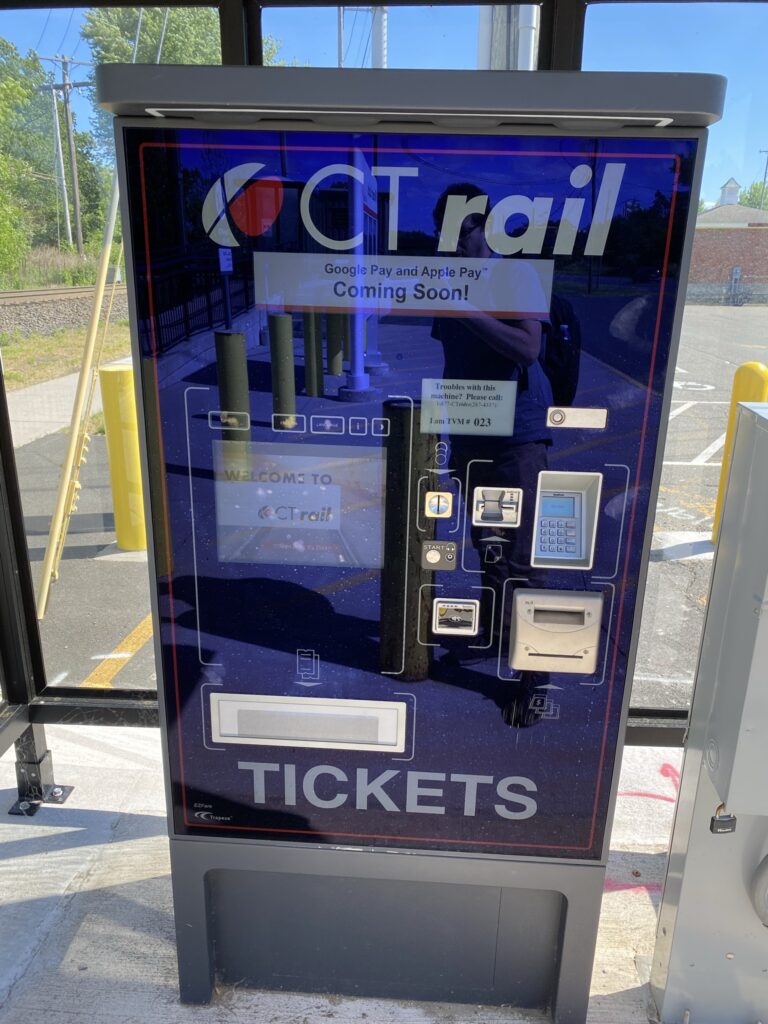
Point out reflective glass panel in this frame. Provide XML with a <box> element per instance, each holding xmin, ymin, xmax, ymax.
<box><xmin>0</xmin><ymin>7</ymin><xmax>221</xmax><ymax>693</ymax></box>
<box><xmin>263</xmin><ymin>5</ymin><xmax>540</xmax><ymax>70</ymax></box>
<box><xmin>584</xmin><ymin>2</ymin><xmax>768</xmax><ymax>710</ymax></box>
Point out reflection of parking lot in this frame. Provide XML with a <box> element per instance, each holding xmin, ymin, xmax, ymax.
<box><xmin>11</xmin><ymin>304</ymin><xmax>768</xmax><ymax>711</ymax></box>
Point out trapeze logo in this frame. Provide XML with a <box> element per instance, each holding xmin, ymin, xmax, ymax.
<box><xmin>202</xmin><ymin>162</ymin><xmax>284</xmax><ymax>246</ymax></box>
<box><xmin>193</xmin><ymin>809</ymin><xmax>233</xmax><ymax>823</ymax></box>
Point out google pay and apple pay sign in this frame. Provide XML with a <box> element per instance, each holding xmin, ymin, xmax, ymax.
<box><xmin>432</xmin><ymin>599</ymin><xmax>480</xmax><ymax>637</ymax></box>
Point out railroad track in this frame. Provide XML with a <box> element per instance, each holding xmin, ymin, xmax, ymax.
<box><xmin>0</xmin><ymin>285</ymin><xmax>126</xmax><ymax>305</ymax></box>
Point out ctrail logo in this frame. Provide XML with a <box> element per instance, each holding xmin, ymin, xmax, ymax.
<box><xmin>258</xmin><ymin>504</ymin><xmax>334</xmax><ymax>523</ymax></box>
<box><xmin>203</xmin><ymin>160</ymin><xmax>626</xmax><ymax>257</ymax></box>
<box><xmin>202</xmin><ymin>162</ymin><xmax>284</xmax><ymax>246</ymax></box>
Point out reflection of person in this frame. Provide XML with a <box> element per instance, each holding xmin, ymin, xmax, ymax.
<box><xmin>431</xmin><ymin>184</ymin><xmax>553</xmax><ymax>724</ymax></box>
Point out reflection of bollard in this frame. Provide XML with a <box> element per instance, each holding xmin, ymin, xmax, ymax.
<box><xmin>100</xmin><ymin>365</ymin><xmax>147</xmax><ymax>551</ymax></box>
<box><xmin>214</xmin><ymin>330</ymin><xmax>250</xmax><ymax>440</ymax></box>
<box><xmin>364</xmin><ymin>315</ymin><xmax>389</xmax><ymax>376</ymax></box>
<box><xmin>302</xmin><ymin>312</ymin><xmax>324</xmax><ymax>397</ymax></box>
<box><xmin>343</xmin><ymin>314</ymin><xmax>352</xmax><ymax>363</ymax></box>
<box><xmin>215</xmin><ymin>330</ymin><xmax>250</xmax><ymax>475</ymax></box>
<box><xmin>139</xmin><ymin>358</ymin><xmax>172</xmax><ymax>574</ymax></box>
<box><xmin>326</xmin><ymin>313</ymin><xmax>346</xmax><ymax>375</ymax></box>
<box><xmin>268</xmin><ymin>313</ymin><xmax>297</xmax><ymax>427</ymax></box>
<box><xmin>380</xmin><ymin>400</ymin><xmax>437</xmax><ymax>680</ymax></box>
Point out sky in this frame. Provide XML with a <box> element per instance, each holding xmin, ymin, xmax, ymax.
<box><xmin>0</xmin><ymin>3</ymin><xmax>766</xmax><ymax>205</ymax></box>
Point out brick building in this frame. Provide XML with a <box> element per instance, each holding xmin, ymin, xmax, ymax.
<box><xmin>688</xmin><ymin>178</ymin><xmax>768</xmax><ymax>303</ymax></box>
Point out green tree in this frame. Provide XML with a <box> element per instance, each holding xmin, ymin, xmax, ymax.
<box><xmin>0</xmin><ymin>43</ymin><xmax>49</xmax><ymax>278</ymax></box>
<box><xmin>74</xmin><ymin>128</ymin><xmax>112</xmax><ymax>246</ymax></box>
<box><xmin>739</xmin><ymin>180</ymin><xmax>768</xmax><ymax>210</ymax></box>
<box><xmin>0</xmin><ymin>37</ymin><xmax>109</xmax><ymax>276</ymax></box>
<box><xmin>82</xmin><ymin>7</ymin><xmax>285</xmax><ymax>159</ymax></box>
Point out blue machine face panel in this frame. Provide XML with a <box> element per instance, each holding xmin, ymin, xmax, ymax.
<box><xmin>121</xmin><ymin>126</ymin><xmax>697</xmax><ymax>858</ymax></box>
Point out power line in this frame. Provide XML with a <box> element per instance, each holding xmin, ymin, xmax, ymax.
<box><xmin>360</xmin><ymin>13</ymin><xmax>374</xmax><ymax>67</ymax></box>
<box><xmin>38</xmin><ymin>55</ymin><xmax>95</xmax><ymax>69</ymax></box>
<box><xmin>55</xmin><ymin>9</ymin><xmax>76</xmax><ymax>55</ymax></box>
<box><xmin>343</xmin><ymin>7</ymin><xmax>359</xmax><ymax>63</ymax></box>
<box><xmin>34</xmin><ymin>9</ymin><xmax>53</xmax><ymax>53</ymax></box>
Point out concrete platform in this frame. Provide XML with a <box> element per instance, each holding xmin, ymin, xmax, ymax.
<box><xmin>0</xmin><ymin>725</ymin><xmax>680</xmax><ymax>1023</ymax></box>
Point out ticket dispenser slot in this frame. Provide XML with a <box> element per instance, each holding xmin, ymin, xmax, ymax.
<box><xmin>531</xmin><ymin>471</ymin><xmax>602</xmax><ymax>571</ymax></box>
<box><xmin>510</xmin><ymin>590</ymin><xmax>604</xmax><ymax>674</ymax></box>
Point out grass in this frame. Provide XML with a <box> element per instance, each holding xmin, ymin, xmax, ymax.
<box><xmin>0</xmin><ymin>322</ymin><xmax>132</xmax><ymax>391</ymax></box>
<box><xmin>86</xmin><ymin>411</ymin><xmax>106</xmax><ymax>436</ymax></box>
<box><xmin>0</xmin><ymin>245</ymin><xmax>117</xmax><ymax>291</ymax></box>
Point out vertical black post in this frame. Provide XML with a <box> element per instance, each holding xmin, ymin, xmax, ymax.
<box><xmin>326</xmin><ymin>313</ymin><xmax>346</xmax><ymax>375</ymax></box>
<box><xmin>139</xmin><ymin>357</ymin><xmax>173</xmax><ymax>576</ymax></box>
<box><xmin>215</xmin><ymin>330</ymin><xmax>250</xmax><ymax>439</ymax></box>
<box><xmin>268</xmin><ymin>314</ymin><xmax>297</xmax><ymax>427</ymax></box>
<box><xmin>219</xmin><ymin>0</ymin><xmax>247</xmax><ymax>65</ymax></box>
<box><xmin>380</xmin><ymin>401</ymin><xmax>437</xmax><ymax>680</ymax></box>
<box><xmin>223</xmin><ymin>275</ymin><xmax>233</xmax><ymax>330</ymax></box>
<box><xmin>302</xmin><ymin>313</ymin><xmax>324</xmax><ymax>397</ymax></box>
<box><xmin>8</xmin><ymin>725</ymin><xmax>73</xmax><ymax>815</ymax></box>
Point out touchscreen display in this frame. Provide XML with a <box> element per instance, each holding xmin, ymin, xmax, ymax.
<box><xmin>214</xmin><ymin>441</ymin><xmax>385</xmax><ymax>568</ymax></box>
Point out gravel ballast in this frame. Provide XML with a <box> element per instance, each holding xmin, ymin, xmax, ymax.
<box><xmin>0</xmin><ymin>292</ymin><xmax>130</xmax><ymax>338</ymax></box>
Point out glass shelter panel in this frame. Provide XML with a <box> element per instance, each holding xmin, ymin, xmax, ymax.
<box><xmin>583</xmin><ymin>3</ymin><xmax>768</xmax><ymax>711</ymax></box>
<box><xmin>0</xmin><ymin>7</ymin><xmax>220</xmax><ymax>695</ymax></box>
<box><xmin>263</xmin><ymin>6</ymin><xmax>540</xmax><ymax>70</ymax></box>
<box><xmin>122</xmin><ymin>123</ymin><xmax>698</xmax><ymax>855</ymax></box>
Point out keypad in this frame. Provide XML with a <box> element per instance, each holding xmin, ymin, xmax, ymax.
<box><xmin>538</xmin><ymin>518</ymin><xmax>579</xmax><ymax>557</ymax></box>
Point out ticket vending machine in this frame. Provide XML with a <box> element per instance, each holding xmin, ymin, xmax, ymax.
<box><xmin>99</xmin><ymin>67</ymin><xmax>724</xmax><ymax>1022</ymax></box>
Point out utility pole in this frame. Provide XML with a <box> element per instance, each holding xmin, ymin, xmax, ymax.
<box><xmin>61</xmin><ymin>57</ymin><xmax>84</xmax><ymax>257</ymax></box>
<box><xmin>39</xmin><ymin>55</ymin><xmax>90</xmax><ymax>256</ymax></box>
<box><xmin>371</xmin><ymin>6</ymin><xmax>388</xmax><ymax>68</ymax></box>
<box><xmin>50</xmin><ymin>86</ymin><xmax>73</xmax><ymax>247</ymax></box>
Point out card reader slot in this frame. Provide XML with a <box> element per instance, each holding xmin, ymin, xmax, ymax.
<box><xmin>528</xmin><ymin>652</ymin><xmax>585</xmax><ymax>660</ymax></box>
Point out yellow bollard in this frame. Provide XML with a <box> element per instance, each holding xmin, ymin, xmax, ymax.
<box><xmin>100</xmin><ymin>365</ymin><xmax>147</xmax><ymax>551</ymax></box>
<box><xmin>711</xmin><ymin>361</ymin><xmax>768</xmax><ymax>543</ymax></box>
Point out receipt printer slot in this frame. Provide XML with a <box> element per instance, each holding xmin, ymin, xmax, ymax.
<box><xmin>510</xmin><ymin>590</ymin><xmax>603</xmax><ymax>675</ymax></box>
<box><xmin>534</xmin><ymin>608</ymin><xmax>585</xmax><ymax>626</ymax></box>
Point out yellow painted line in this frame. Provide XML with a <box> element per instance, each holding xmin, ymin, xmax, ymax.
<box><xmin>80</xmin><ymin>614</ymin><xmax>154</xmax><ymax>689</ymax></box>
<box><xmin>79</xmin><ymin>569</ymin><xmax>374</xmax><ymax>690</ymax></box>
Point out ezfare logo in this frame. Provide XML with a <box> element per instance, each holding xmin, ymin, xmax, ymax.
<box><xmin>202</xmin><ymin>159</ymin><xmax>625</xmax><ymax>257</ymax></box>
